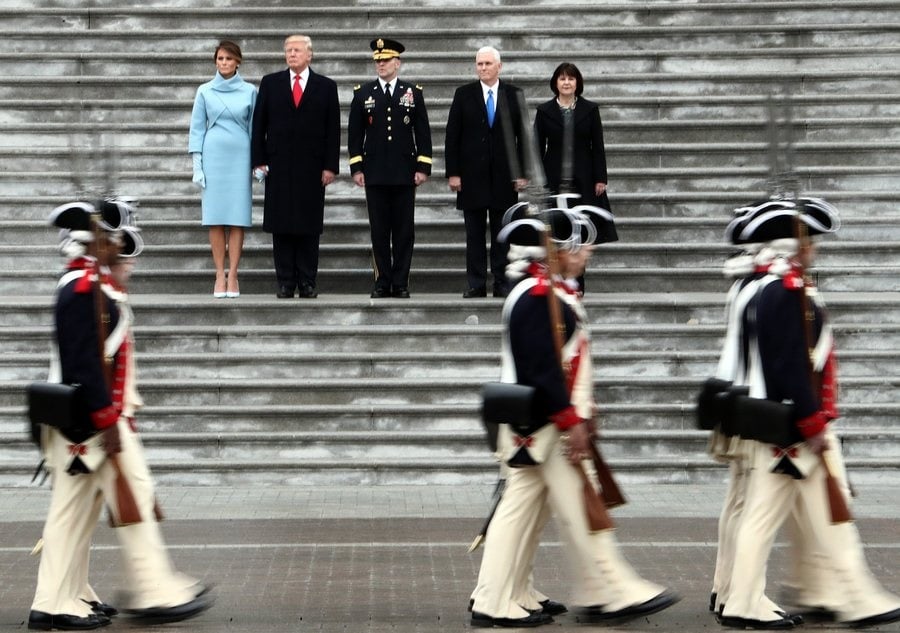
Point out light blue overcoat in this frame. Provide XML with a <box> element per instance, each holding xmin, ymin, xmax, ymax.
<box><xmin>189</xmin><ymin>72</ymin><xmax>257</xmax><ymax>226</ymax></box>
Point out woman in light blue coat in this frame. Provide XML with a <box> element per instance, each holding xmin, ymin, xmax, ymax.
<box><xmin>189</xmin><ymin>40</ymin><xmax>257</xmax><ymax>297</ymax></box>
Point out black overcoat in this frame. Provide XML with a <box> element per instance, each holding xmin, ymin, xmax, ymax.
<box><xmin>251</xmin><ymin>68</ymin><xmax>340</xmax><ymax>235</ymax></box>
<box><xmin>444</xmin><ymin>81</ymin><xmax>526</xmax><ymax>211</ymax></box>
<box><xmin>534</xmin><ymin>97</ymin><xmax>611</xmax><ymax>211</ymax></box>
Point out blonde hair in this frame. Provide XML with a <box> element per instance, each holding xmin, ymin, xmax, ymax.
<box><xmin>284</xmin><ymin>34</ymin><xmax>312</xmax><ymax>52</ymax></box>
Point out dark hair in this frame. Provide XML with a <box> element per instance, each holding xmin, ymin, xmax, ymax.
<box><xmin>214</xmin><ymin>40</ymin><xmax>243</xmax><ymax>64</ymax></box>
<box><xmin>550</xmin><ymin>62</ymin><xmax>584</xmax><ymax>97</ymax></box>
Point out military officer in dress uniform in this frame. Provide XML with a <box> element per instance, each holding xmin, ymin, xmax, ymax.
<box><xmin>28</xmin><ymin>201</ymin><xmax>213</xmax><ymax>631</ymax></box>
<box><xmin>348</xmin><ymin>38</ymin><xmax>432</xmax><ymax>298</ymax></box>
<box><xmin>718</xmin><ymin>198</ymin><xmax>900</xmax><ymax>629</ymax></box>
<box><xmin>469</xmin><ymin>206</ymin><xmax>678</xmax><ymax>628</ymax></box>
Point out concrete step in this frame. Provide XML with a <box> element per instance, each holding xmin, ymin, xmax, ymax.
<box><xmin>2</xmin><ymin>402</ymin><xmax>896</xmax><ymax>436</ymax></box>
<box><xmin>1</xmin><ymin>264</ymin><xmax>896</xmax><ymax>295</ymax></box>
<box><xmin>4</xmin><ymin>192</ymin><xmax>900</xmax><ymax>222</ymax></box>
<box><xmin>4</xmin><ymin>69</ymin><xmax>900</xmax><ymax>104</ymax></box>
<box><xmin>3</xmin><ymin>320</ymin><xmax>899</xmax><ymax>356</ymax></box>
<box><xmin>1</xmin><ymin>452</ymin><xmax>897</xmax><ymax>488</ymax></box>
<box><xmin>6</xmin><ymin>44</ymin><xmax>900</xmax><ymax>79</ymax></box>
<box><xmin>6</xmin><ymin>349</ymin><xmax>899</xmax><ymax>384</ymax></box>
<box><xmin>3</xmin><ymin>292</ymin><xmax>899</xmax><ymax>328</ymax></box>
<box><xmin>3</xmin><ymin>241</ymin><xmax>897</xmax><ymax>272</ymax></box>
<box><xmin>5</xmin><ymin>3</ymin><xmax>900</xmax><ymax>33</ymax></box>
<box><xmin>5</xmin><ymin>215</ymin><xmax>900</xmax><ymax>247</ymax></box>
<box><xmin>2</xmin><ymin>375</ymin><xmax>898</xmax><ymax>408</ymax></box>
<box><xmin>5</xmin><ymin>94</ymin><xmax>900</xmax><ymax>125</ymax></box>
<box><xmin>4</xmin><ymin>141</ymin><xmax>900</xmax><ymax>173</ymax></box>
<box><xmin>3</xmin><ymin>165</ymin><xmax>899</xmax><ymax>199</ymax></box>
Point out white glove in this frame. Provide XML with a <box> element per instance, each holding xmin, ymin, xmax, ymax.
<box><xmin>191</xmin><ymin>153</ymin><xmax>205</xmax><ymax>189</ymax></box>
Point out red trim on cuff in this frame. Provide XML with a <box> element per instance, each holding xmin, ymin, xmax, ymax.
<box><xmin>90</xmin><ymin>405</ymin><xmax>120</xmax><ymax>430</ymax></box>
<box><xmin>797</xmin><ymin>411</ymin><xmax>828</xmax><ymax>439</ymax></box>
<box><xmin>550</xmin><ymin>406</ymin><xmax>581</xmax><ymax>431</ymax></box>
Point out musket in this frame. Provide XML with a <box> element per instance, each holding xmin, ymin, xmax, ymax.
<box><xmin>767</xmin><ymin>89</ymin><xmax>850</xmax><ymax>524</ymax></box>
<box><xmin>791</xmin><ymin>215</ymin><xmax>852</xmax><ymax>524</ymax></box>
<box><xmin>543</xmin><ymin>228</ymin><xmax>614</xmax><ymax>532</ymax></box>
<box><xmin>90</xmin><ymin>211</ymin><xmax>142</xmax><ymax>527</ymax></box>
<box><xmin>467</xmin><ymin>477</ymin><xmax>505</xmax><ymax>553</ymax></box>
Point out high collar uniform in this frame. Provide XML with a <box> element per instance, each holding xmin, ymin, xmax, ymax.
<box><xmin>471</xmin><ymin>270</ymin><xmax>670</xmax><ymax>620</ymax></box>
<box><xmin>721</xmin><ymin>269</ymin><xmax>900</xmax><ymax>625</ymax></box>
<box><xmin>31</xmin><ymin>263</ymin><xmax>204</xmax><ymax>619</ymax></box>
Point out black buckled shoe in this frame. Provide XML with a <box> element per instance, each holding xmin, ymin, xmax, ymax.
<box><xmin>718</xmin><ymin>615</ymin><xmax>795</xmax><ymax>629</ymax></box>
<box><xmin>370</xmin><ymin>286</ymin><xmax>390</xmax><ymax>298</ymax></box>
<box><xmin>123</xmin><ymin>591</ymin><xmax>214</xmax><ymax>625</ymax></box>
<box><xmin>463</xmin><ymin>286</ymin><xmax>487</xmax><ymax>298</ymax></box>
<box><xmin>298</xmin><ymin>283</ymin><xmax>318</xmax><ymax>298</ymax></box>
<box><xmin>392</xmin><ymin>287</ymin><xmax>411</xmax><ymax>299</ymax></box>
<box><xmin>577</xmin><ymin>591</ymin><xmax>680</xmax><ymax>623</ymax></box>
<box><xmin>27</xmin><ymin>611</ymin><xmax>108</xmax><ymax>630</ymax></box>
<box><xmin>470</xmin><ymin>610</ymin><xmax>551</xmax><ymax>628</ymax></box>
<box><xmin>538</xmin><ymin>599</ymin><xmax>567</xmax><ymax>616</ymax></box>
<box><xmin>276</xmin><ymin>285</ymin><xmax>294</xmax><ymax>299</ymax></box>
<box><xmin>82</xmin><ymin>600</ymin><xmax>117</xmax><ymax>618</ymax></box>
<box><xmin>845</xmin><ymin>607</ymin><xmax>900</xmax><ymax>628</ymax></box>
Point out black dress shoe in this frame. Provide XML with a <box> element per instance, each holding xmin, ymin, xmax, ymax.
<box><xmin>539</xmin><ymin>599</ymin><xmax>567</xmax><ymax>616</ymax></box>
<box><xmin>790</xmin><ymin>605</ymin><xmax>835</xmax><ymax>622</ymax></box>
<box><xmin>276</xmin><ymin>286</ymin><xmax>294</xmax><ymax>299</ymax></box>
<box><xmin>392</xmin><ymin>287</ymin><xmax>411</xmax><ymax>299</ymax></box>
<box><xmin>710</xmin><ymin>591</ymin><xmax>718</xmax><ymax>612</ymax></box>
<box><xmin>298</xmin><ymin>283</ymin><xmax>318</xmax><ymax>298</ymax></box>
<box><xmin>123</xmin><ymin>592</ymin><xmax>214</xmax><ymax>625</ymax></box>
<box><xmin>718</xmin><ymin>615</ymin><xmax>795</xmax><ymax>629</ymax></box>
<box><xmin>463</xmin><ymin>286</ymin><xmax>487</xmax><ymax>298</ymax></box>
<box><xmin>28</xmin><ymin>610</ymin><xmax>106</xmax><ymax>630</ymax></box>
<box><xmin>370</xmin><ymin>286</ymin><xmax>390</xmax><ymax>298</ymax></box>
<box><xmin>577</xmin><ymin>591</ymin><xmax>680</xmax><ymax>623</ymax></box>
<box><xmin>470</xmin><ymin>610</ymin><xmax>551</xmax><ymax>628</ymax></box>
<box><xmin>492</xmin><ymin>284</ymin><xmax>508</xmax><ymax>298</ymax></box>
<box><xmin>82</xmin><ymin>600</ymin><xmax>117</xmax><ymax>617</ymax></box>
<box><xmin>845</xmin><ymin>606</ymin><xmax>900</xmax><ymax>628</ymax></box>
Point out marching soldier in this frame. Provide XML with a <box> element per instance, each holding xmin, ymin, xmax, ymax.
<box><xmin>348</xmin><ymin>37</ymin><xmax>432</xmax><ymax>299</ymax></box>
<box><xmin>469</xmin><ymin>206</ymin><xmax>678</xmax><ymax>627</ymax></box>
<box><xmin>28</xmin><ymin>201</ymin><xmax>213</xmax><ymax>631</ymax></box>
<box><xmin>718</xmin><ymin>198</ymin><xmax>900</xmax><ymax>629</ymax></box>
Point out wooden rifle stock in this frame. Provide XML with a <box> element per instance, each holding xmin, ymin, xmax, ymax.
<box><xmin>90</xmin><ymin>215</ymin><xmax>142</xmax><ymax>527</ymax></box>
<box><xmin>792</xmin><ymin>215</ymin><xmax>851</xmax><ymax>524</ymax></box>
<box><xmin>577</xmin><ymin>462</ymin><xmax>614</xmax><ymax>531</ymax></box>
<box><xmin>821</xmin><ymin>453</ymin><xmax>851</xmax><ymax>524</ymax></box>
<box><xmin>543</xmin><ymin>230</ymin><xmax>612</xmax><ymax>531</ymax></box>
<box><xmin>589</xmin><ymin>441</ymin><xmax>626</xmax><ymax>509</ymax></box>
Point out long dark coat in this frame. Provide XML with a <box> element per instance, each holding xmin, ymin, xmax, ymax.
<box><xmin>251</xmin><ymin>68</ymin><xmax>340</xmax><ymax>235</ymax></box>
<box><xmin>444</xmin><ymin>81</ymin><xmax>527</xmax><ymax>211</ymax></box>
<box><xmin>534</xmin><ymin>97</ymin><xmax>611</xmax><ymax>211</ymax></box>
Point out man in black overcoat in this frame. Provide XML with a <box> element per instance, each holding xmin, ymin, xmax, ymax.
<box><xmin>445</xmin><ymin>45</ymin><xmax>528</xmax><ymax>298</ymax></box>
<box><xmin>348</xmin><ymin>37</ymin><xmax>432</xmax><ymax>299</ymax></box>
<box><xmin>252</xmin><ymin>34</ymin><xmax>340</xmax><ymax>298</ymax></box>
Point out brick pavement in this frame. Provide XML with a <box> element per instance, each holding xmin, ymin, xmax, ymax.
<box><xmin>0</xmin><ymin>484</ymin><xmax>897</xmax><ymax>632</ymax></box>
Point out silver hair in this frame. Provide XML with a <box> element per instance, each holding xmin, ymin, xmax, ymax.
<box><xmin>476</xmin><ymin>46</ymin><xmax>501</xmax><ymax>62</ymax></box>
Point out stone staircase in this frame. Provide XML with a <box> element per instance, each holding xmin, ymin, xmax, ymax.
<box><xmin>0</xmin><ymin>1</ymin><xmax>898</xmax><ymax>486</ymax></box>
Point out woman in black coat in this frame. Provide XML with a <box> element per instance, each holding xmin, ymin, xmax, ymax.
<box><xmin>534</xmin><ymin>62</ymin><xmax>611</xmax><ymax>213</ymax></box>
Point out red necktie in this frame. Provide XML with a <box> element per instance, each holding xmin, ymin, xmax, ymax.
<box><xmin>292</xmin><ymin>75</ymin><xmax>303</xmax><ymax>107</ymax></box>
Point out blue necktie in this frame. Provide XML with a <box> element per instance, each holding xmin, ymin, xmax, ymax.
<box><xmin>486</xmin><ymin>89</ymin><xmax>495</xmax><ymax>127</ymax></box>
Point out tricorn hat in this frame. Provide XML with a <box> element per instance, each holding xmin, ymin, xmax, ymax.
<box><xmin>370</xmin><ymin>37</ymin><xmax>404</xmax><ymax>60</ymax></box>
<box><xmin>49</xmin><ymin>201</ymin><xmax>126</xmax><ymax>233</ymax></box>
<box><xmin>725</xmin><ymin>197</ymin><xmax>839</xmax><ymax>245</ymax></box>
